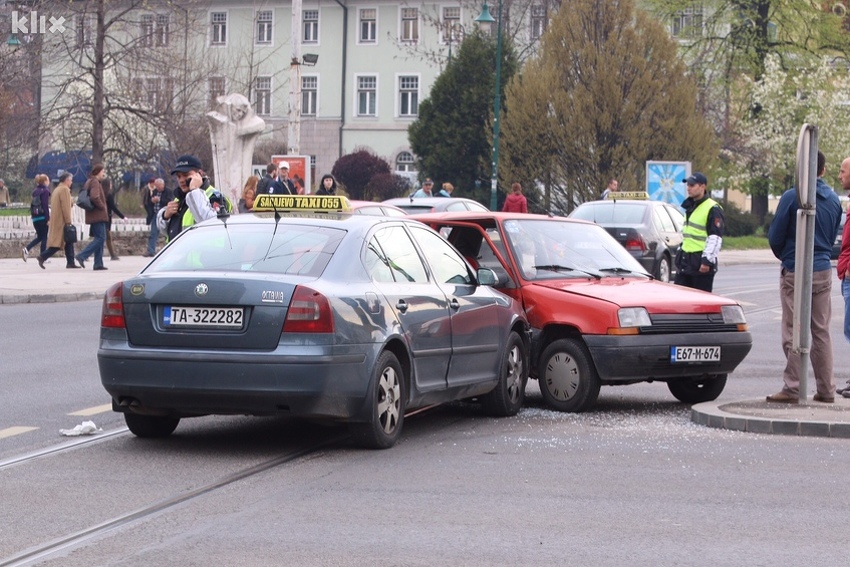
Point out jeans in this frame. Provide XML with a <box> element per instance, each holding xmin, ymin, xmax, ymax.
<box><xmin>77</xmin><ymin>221</ymin><xmax>107</xmax><ymax>268</ymax></box>
<box><xmin>147</xmin><ymin>220</ymin><xmax>160</xmax><ymax>255</ymax></box>
<box><xmin>26</xmin><ymin>219</ymin><xmax>49</xmax><ymax>255</ymax></box>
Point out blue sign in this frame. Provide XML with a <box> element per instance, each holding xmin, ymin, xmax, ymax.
<box><xmin>646</xmin><ymin>161</ymin><xmax>689</xmax><ymax>206</ymax></box>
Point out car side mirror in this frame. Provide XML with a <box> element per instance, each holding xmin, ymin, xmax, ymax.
<box><xmin>477</xmin><ymin>267</ymin><xmax>500</xmax><ymax>286</ymax></box>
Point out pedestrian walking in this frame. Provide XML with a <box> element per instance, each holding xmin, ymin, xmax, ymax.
<box><xmin>502</xmin><ymin>182</ymin><xmax>528</xmax><ymax>213</ymax></box>
<box><xmin>36</xmin><ymin>172</ymin><xmax>79</xmax><ymax>269</ymax></box>
<box><xmin>75</xmin><ymin>164</ymin><xmax>109</xmax><ymax>270</ymax></box>
<box><xmin>22</xmin><ymin>174</ymin><xmax>51</xmax><ymax>261</ymax></box>
<box><xmin>103</xmin><ymin>178</ymin><xmax>125</xmax><ymax>261</ymax></box>
<box><xmin>834</xmin><ymin>156</ymin><xmax>850</xmax><ymax>397</ymax></box>
<box><xmin>673</xmin><ymin>172</ymin><xmax>724</xmax><ymax>292</ymax></box>
<box><xmin>766</xmin><ymin>151</ymin><xmax>841</xmax><ymax>403</ymax></box>
<box><xmin>143</xmin><ymin>178</ymin><xmax>172</xmax><ymax>256</ymax></box>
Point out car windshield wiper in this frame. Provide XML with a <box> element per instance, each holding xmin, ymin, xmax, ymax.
<box><xmin>533</xmin><ymin>264</ymin><xmax>601</xmax><ymax>280</ymax></box>
<box><xmin>598</xmin><ymin>267</ymin><xmax>649</xmax><ymax>278</ymax></box>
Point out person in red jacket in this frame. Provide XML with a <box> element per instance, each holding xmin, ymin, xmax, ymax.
<box><xmin>836</xmin><ymin>156</ymin><xmax>850</xmax><ymax>397</ymax></box>
<box><xmin>502</xmin><ymin>182</ymin><xmax>528</xmax><ymax>213</ymax></box>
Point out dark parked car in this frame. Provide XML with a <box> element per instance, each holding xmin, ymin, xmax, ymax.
<box><xmin>569</xmin><ymin>199</ymin><xmax>685</xmax><ymax>282</ymax></box>
<box><xmin>98</xmin><ymin>196</ymin><xmax>529</xmax><ymax>449</ymax></box>
<box><xmin>382</xmin><ymin>196</ymin><xmax>489</xmax><ymax>214</ymax></box>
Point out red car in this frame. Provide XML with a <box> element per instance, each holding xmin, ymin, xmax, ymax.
<box><xmin>412</xmin><ymin>212</ymin><xmax>753</xmax><ymax>412</ymax></box>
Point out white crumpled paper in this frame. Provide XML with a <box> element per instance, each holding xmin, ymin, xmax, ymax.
<box><xmin>59</xmin><ymin>420</ymin><xmax>102</xmax><ymax>436</ymax></box>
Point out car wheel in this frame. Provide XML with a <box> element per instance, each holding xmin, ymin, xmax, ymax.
<box><xmin>350</xmin><ymin>351</ymin><xmax>406</xmax><ymax>449</ymax></box>
<box><xmin>667</xmin><ymin>374</ymin><xmax>727</xmax><ymax>404</ymax></box>
<box><xmin>482</xmin><ymin>331</ymin><xmax>528</xmax><ymax>417</ymax></box>
<box><xmin>538</xmin><ymin>338</ymin><xmax>600</xmax><ymax>412</ymax></box>
<box><xmin>655</xmin><ymin>255</ymin><xmax>671</xmax><ymax>283</ymax></box>
<box><xmin>124</xmin><ymin>413</ymin><xmax>180</xmax><ymax>438</ymax></box>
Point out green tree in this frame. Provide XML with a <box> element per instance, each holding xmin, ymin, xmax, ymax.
<box><xmin>408</xmin><ymin>30</ymin><xmax>517</xmax><ymax>205</ymax></box>
<box><xmin>501</xmin><ymin>0</ymin><xmax>716</xmax><ymax>214</ymax></box>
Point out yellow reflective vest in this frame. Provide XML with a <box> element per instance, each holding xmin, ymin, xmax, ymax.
<box><xmin>682</xmin><ymin>198</ymin><xmax>719</xmax><ymax>253</ymax></box>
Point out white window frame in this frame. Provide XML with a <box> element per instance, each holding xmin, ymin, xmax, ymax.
<box><xmin>256</xmin><ymin>10</ymin><xmax>273</xmax><ymax>45</ymax></box>
<box><xmin>671</xmin><ymin>5</ymin><xmax>703</xmax><ymax>38</ymax></box>
<box><xmin>396</xmin><ymin>74</ymin><xmax>419</xmax><ymax>118</ymax></box>
<box><xmin>441</xmin><ymin>7</ymin><xmax>461</xmax><ymax>44</ymax></box>
<box><xmin>132</xmin><ymin>76</ymin><xmax>175</xmax><ymax>111</ymax></box>
<box><xmin>155</xmin><ymin>14</ymin><xmax>170</xmax><ymax>47</ymax></box>
<box><xmin>530</xmin><ymin>5</ymin><xmax>546</xmax><ymax>41</ymax></box>
<box><xmin>211</xmin><ymin>11</ymin><xmax>228</xmax><ymax>46</ymax></box>
<box><xmin>302</xmin><ymin>75</ymin><xmax>318</xmax><ymax>116</ymax></box>
<box><xmin>396</xmin><ymin>151</ymin><xmax>416</xmax><ymax>173</ymax></box>
<box><xmin>400</xmin><ymin>7</ymin><xmax>419</xmax><ymax>43</ymax></box>
<box><xmin>303</xmin><ymin>9</ymin><xmax>319</xmax><ymax>44</ymax></box>
<box><xmin>355</xmin><ymin>74</ymin><xmax>378</xmax><ymax>117</ymax></box>
<box><xmin>140</xmin><ymin>14</ymin><xmax>154</xmax><ymax>47</ymax></box>
<box><xmin>359</xmin><ymin>8</ymin><xmax>377</xmax><ymax>44</ymax></box>
<box><xmin>208</xmin><ymin>76</ymin><xmax>226</xmax><ymax>108</ymax></box>
<box><xmin>254</xmin><ymin>76</ymin><xmax>272</xmax><ymax>116</ymax></box>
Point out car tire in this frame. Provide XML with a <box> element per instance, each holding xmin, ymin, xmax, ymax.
<box><xmin>538</xmin><ymin>338</ymin><xmax>601</xmax><ymax>412</ymax></box>
<box><xmin>656</xmin><ymin>254</ymin><xmax>671</xmax><ymax>283</ymax></box>
<box><xmin>481</xmin><ymin>331</ymin><xmax>528</xmax><ymax>417</ymax></box>
<box><xmin>350</xmin><ymin>351</ymin><xmax>406</xmax><ymax>449</ymax></box>
<box><xmin>667</xmin><ymin>374</ymin><xmax>727</xmax><ymax>404</ymax></box>
<box><xmin>124</xmin><ymin>413</ymin><xmax>180</xmax><ymax>438</ymax></box>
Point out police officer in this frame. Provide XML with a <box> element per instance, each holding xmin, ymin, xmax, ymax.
<box><xmin>674</xmin><ymin>172</ymin><xmax>724</xmax><ymax>292</ymax></box>
<box><xmin>157</xmin><ymin>154</ymin><xmax>232</xmax><ymax>242</ymax></box>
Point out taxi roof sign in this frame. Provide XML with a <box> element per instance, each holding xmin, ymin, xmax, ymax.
<box><xmin>611</xmin><ymin>191</ymin><xmax>649</xmax><ymax>200</ymax></box>
<box><xmin>253</xmin><ymin>194</ymin><xmax>351</xmax><ymax>213</ymax></box>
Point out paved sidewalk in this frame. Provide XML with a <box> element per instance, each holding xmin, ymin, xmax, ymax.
<box><xmin>692</xmin><ymin>397</ymin><xmax>850</xmax><ymax>438</ymax></box>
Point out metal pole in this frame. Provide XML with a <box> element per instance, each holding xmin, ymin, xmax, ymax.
<box><xmin>288</xmin><ymin>0</ymin><xmax>303</xmax><ymax>155</ymax></box>
<box><xmin>489</xmin><ymin>0</ymin><xmax>503</xmax><ymax>211</ymax></box>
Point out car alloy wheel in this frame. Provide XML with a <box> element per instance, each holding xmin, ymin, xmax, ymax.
<box><xmin>350</xmin><ymin>351</ymin><xmax>406</xmax><ymax>449</ymax></box>
<box><xmin>482</xmin><ymin>331</ymin><xmax>528</xmax><ymax>416</ymax></box>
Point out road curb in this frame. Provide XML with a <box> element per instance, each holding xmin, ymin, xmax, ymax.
<box><xmin>691</xmin><ymin>399</ymin><xmax>850</xmax><ymax>439</ymax></box>
<box><xmin>0</xmin><ymin>292</ymin><xmax>103</xmax><ymax>304</ymax></box>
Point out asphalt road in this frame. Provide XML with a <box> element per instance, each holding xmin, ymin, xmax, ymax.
<box><xmin>1</xmin><ymin>262</ymin><xmax>848</xmax><ymax>567</ymax></box>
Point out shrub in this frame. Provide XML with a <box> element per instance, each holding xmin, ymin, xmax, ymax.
<box><xmin>722</xmin><ymin>202</ymin><xmax>760</xmax><ymax>237</ymax></box>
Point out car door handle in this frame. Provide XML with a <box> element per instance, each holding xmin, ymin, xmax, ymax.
<box><xmin>396</xmin><ymin>299</ymin><xmax>408</xmax><ymax>313</ymax></box>
<box><xmin>449</xmin><ymin>299</ymin><xmax>460</xmax><ymax>311</ymax></box>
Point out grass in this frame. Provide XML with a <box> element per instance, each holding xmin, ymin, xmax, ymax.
<box><xmin>723</xmin><ymin>235</ymin><xmax>769</xmax><ymax>250</ymax></box>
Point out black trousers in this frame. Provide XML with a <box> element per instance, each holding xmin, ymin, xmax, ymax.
<box><xmin>674</xmin><ymin>271</ymin><xmax>715</xmax><ymax>293</ymax></box>
<box><xmin>40</xmin><ymin>242</ymin><xmax>76</xmax><ymax>267</ymax></box>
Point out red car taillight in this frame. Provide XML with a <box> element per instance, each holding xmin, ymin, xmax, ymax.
<box><xmin>282</xmin><ymin>285</ymin><xmax>334</xmax><ymax>333</ymax></box>
<box><xmin>101</xmin><ymin>282</ymin><xmax>126</xmax><ymax>328</ymax></box>
<box><xmin>624</xmin><ymin>233</ymin><xmax>646</xmax><ymax>252</ymax></box>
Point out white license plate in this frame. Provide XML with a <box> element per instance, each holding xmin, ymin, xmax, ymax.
<box><xmin>670</xmin><ymin>346</ymin><xmax>721</xmax><ymax>363</ymax></box>
<box><xmin>164</xmin><ymin>306</ymin><xmax>244</xmax><ymax>328</ymax></box>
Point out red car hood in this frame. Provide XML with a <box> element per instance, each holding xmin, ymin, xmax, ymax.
<box><xmin>531</xmin><ymin>278</ymin><xmax>736</xmax><ymax>313</ymax></box>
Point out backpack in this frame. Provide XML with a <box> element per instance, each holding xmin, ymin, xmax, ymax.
<box><xmin>30</xmin><ymin>194</ymin><xmax>45</xmax><ymax>217</ymax></box>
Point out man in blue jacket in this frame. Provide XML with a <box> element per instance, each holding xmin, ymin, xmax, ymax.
<box><xmin>766</xmin><ymin>150</ymin><xmax>842</xmax><ymax>403</ymax></box>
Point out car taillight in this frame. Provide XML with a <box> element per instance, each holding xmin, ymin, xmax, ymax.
<box><xmin>282</xmin><ymin>285</ymin><xmax>334</xmax><ymax>333</ymax></box>
<box><xmin>624</xmin><ymin>233</ymin><xmax>646</xmax><ymax>252</ymax></box>
<box><xmin>101</xmin><ymin>282</ymin><xmax>126</xmax><ymax>328</ymax></box>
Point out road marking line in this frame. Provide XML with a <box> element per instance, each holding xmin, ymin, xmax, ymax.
<box><xmin>0</xmin><ymin>426</ymin><xmax>39</xmax><ymax>439</ymax></box>
<box><xmin>68</xmin><ymin>403</ymin><xmax>112</xmax><ymax>417</ymax></box>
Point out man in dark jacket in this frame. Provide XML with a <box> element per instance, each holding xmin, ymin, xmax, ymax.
<box><xmin>766</xmin><ymin>150</ymin><xmax>842</xmax><ymax>404</ymax></box>
<box><xmin>143</xmin><ymin>178</ymin><xmax>172</xmax><ymax>257</ymax></box>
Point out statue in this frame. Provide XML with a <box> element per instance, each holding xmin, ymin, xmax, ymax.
<box><xmin>206</xmin><ymin>93</ymin><xmax>266</xmax><ymax>208</ymax></box>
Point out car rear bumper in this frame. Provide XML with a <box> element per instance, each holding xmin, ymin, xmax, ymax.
<box><xmin>98</xmin><ymin>339</ymin><xmax>379</xmax><ymax>421</ymax></box>
<box><xmin>582</xmin><ymin>331</ymin><xmax>753</xmax><ymax>382</ymax></box>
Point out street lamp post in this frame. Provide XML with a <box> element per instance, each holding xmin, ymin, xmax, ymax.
<box><xmin>476</xmin><ymin>1</ymin><xmax>502</xmax><ymax>211</ymax></box>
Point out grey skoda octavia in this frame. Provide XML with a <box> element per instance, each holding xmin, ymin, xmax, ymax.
<box><xmin>97</xmin><ymin>197</ymin><xmax>529</xmax><ymax>449</ymax></box>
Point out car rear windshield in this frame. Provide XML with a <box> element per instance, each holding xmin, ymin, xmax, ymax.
<box><xmin>571</xmin><ymin>203</ymin><xmax>646</xmax><ymax>224</ymax></box>
<box><xmin>144</xmin><ymin>223</ymin><xmax>346</xmax><ymax>276</ymax></box>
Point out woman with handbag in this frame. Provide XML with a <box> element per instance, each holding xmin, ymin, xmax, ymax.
<box><xmin>36</xmin><ymin>172</ymin><xmax>80</xmax><ymax>269</ymax></box>
<box><xmin>21</xmin><ymin>174</ymin><xmax>51</xmax><ymax>261</ymax></box>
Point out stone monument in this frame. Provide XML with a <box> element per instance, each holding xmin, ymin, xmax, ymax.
<box><xmin>206</xmin><ymin>93</ymin><xmax>265</xmax><ymax>208</ymax></box>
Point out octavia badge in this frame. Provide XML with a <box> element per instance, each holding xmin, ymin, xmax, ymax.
<box><xmin>194</xmin><ymin>283</ymin><xmax>209</xmax><ymax>297</ymax></box>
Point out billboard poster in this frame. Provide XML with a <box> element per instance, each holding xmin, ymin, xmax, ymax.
<box><xmin>271</xmin><ymin>155</ymin><xmax>311</xmax><ymax>194</ymax></box>
<box><xmin>646</xmin><ymin>161</ymin><xmax>690</xmax><ymax>206</ymax></box>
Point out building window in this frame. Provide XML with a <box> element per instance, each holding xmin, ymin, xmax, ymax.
<box><xmin>140</xmin><ymin>15</ymin><xmax>154</xmax><ymax>47</ymax></box>
<box><xmin>360</xmin><ymin>9</ymin><xmax>376</xmax><ymax>43</ymax></box>
<box><xmin>254</xmin><ymin>76</ymin><xmax>272</xmax><ymax>116</ymax></box>
<box><xmin>208</xmin><ymin>76</ymin><xmax>226</xmax><ymax>108</ymax></box>
<box><xmin>303</xmin><ymin>10</ymin><xmax>319</xmax><ymax>43</ymax></box>
<box><xmin>398</xmin><ymin>75</ymin><xmax>419</xmax><ymax>117</ymax></box>
<box><xmin>396</xmin><ymin>151</ymin><xmax>416</xmax><ymax>173</ymax></box>
<box><xmin>401</xmin><ymin>8</ymin><xmax>419</xmax><ymax>43</ymax></box>
<box><xmin>211</xmin><ymin>12</ymin><xmax>227</xmax><ymax>46</ymax></box>
<box><xmin>256</xmin><ymin>10</ymin><xmax>273</xmax><ymax>44</ymax></box>
<box><xmin>671</xmin><ymin>5</ymin><xmax>703</xmax><ymax>38</ymax></box>
<box><xmin>132</xmin><ymin>77</ymin><xmax>175</xmax><ymax>111</ymax></box>
<box><xmin>156</xmin><ymin>14</ymin><xmax>170</xmax><ymax>47</ymax></box>
<box><xmin>442</xmin><ymin>7</ymin><xmax>461</xmax><ymax>43</ymax></box>
<box><xmin>302</xmin><ymin>76</ymin><xmax>317</xmax><ymax>116</ymax></box>
<box><xmin>530</xmin><ymin>5</ymin><xmax>546</xmax><ymax>40</ymax></box>
<box><xmin>76</xmin><ymin>15</ymin><xmax>90</xmax><ymax>48</ymax></box>
<box><xmin>357</xmin><ymin>75</ymin><xmax>377</xmax><ymax>116</ymax></box>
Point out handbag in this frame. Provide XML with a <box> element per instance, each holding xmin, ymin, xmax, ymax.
<box><xmin>63</xmin><ymin>224</ymin><xmax>78</xmax><ymax>244</ymax></box>
<box><xmin>76</xmin><ymin>189</ymin><xmax>94</xmax><ymax>211</ymax></box>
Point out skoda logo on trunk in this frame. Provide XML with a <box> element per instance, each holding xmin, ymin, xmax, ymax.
<box><xmin>194</xmin><ymin>283</ymin><xmax>209</xmax><ymax>297</ymax></box>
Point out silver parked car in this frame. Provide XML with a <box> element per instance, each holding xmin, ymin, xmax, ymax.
<box><xmin>382</xmin><ymin>196</ymin><xmax>490</xmax><ymax>214</ymax></box>
<box><xmin>98</xmin><ymin>198</ymin><xmax>529</xmax><ymax>449</ymax></box>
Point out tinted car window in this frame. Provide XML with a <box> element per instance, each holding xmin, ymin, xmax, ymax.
<box><xmin>654</xmin><ymin>206</ymin><xmax>676</xmax><ymax>233</ymax></box>
<box><xmin>146</xmin><ymin>224</ymin><xmax>344</xmax><ymax>276</ymax></box>
<box><xmin>409</xmin><ymin>226</ymin><xmax>473</xmax><ymax>285</ymax></box>
<box><xmin>364</xmin><ymin>237</ymin><xmax>395</xmax><ymax>282</ymax></box>
<box><xmin>372</xmin><ymin>226</ymin><xmax>428</xmax><ymax>283</ymax></box>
